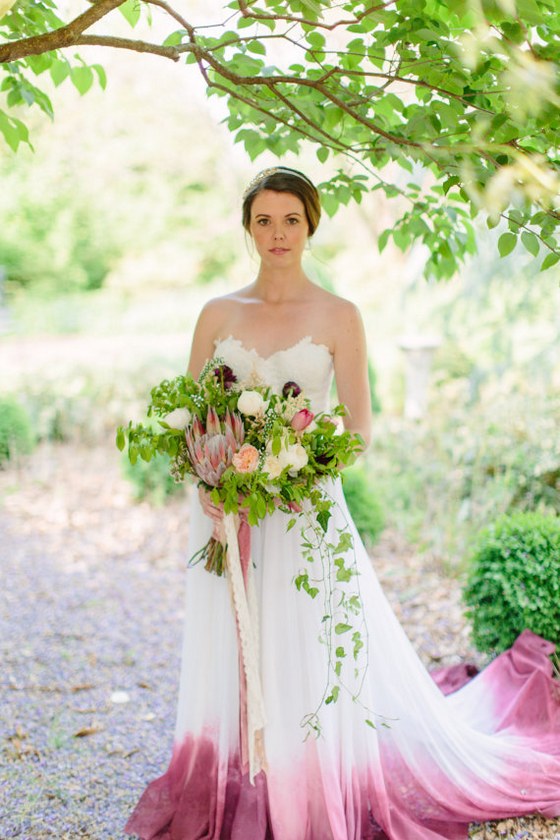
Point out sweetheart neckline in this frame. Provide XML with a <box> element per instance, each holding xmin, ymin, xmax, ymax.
<box><xmin>214</xmin><ymin>334</ymin><xmax>333</xmax><ymax>363</ymax></box>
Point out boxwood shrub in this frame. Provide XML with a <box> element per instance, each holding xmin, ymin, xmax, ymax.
<box><xmin>463</xmin><ymin>512</ymin><xmax>560</xmax><ymax>655</ymax></box>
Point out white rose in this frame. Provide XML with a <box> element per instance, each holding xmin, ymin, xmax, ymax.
<box><xmin>237</xmin><ymin>390</ymin><xmax>267</xmax><ymax>416</ymax></box>
<box><xmin>164</xmin><ymin>407</ymin><xmax>191</xmax><ymax>429</ymax></box>
<box><xmin>263</xmin><ymin>454</ymin><xmax>283</xmax><ymax>479</ymax></box>
<box><xmin>284</xmin><ymin>443</ymin><xmax>309</xmax><ymax>474</ymax></box>
<box><xmin>276</xmin><ymin>446</ymin><xmax>293</xmax><ymax>471</ymax></box>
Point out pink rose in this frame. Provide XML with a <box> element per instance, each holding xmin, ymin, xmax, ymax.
<box><xmin>291</xmin><ymin>408</ymin><xmax>315</xmax><ymax>432</ymax></box>
<box><xmin>232</xmin><ymin>444</ymin><xmax>259</xmax><ymax>474</ymax></box>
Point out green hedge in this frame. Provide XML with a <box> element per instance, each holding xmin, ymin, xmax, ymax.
<box><xmin>342</xmin><ymin>465</ymin><xmax>384</xmax><ymax>547</ymax></box>
<box><xmin>0</xmin><ymin>397</ymin><xmax>35</xmax><ymax>464</ymax></box>
<box><xmin>463</xmin><ymin>512</ymin><xmax>560</xmax><ymax>654</ymax></box>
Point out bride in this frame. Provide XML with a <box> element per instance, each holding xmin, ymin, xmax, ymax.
<box><xmin>125</xmin><ymin>167</ymin><xmax>560</xmax><ymax>840</ymax></box>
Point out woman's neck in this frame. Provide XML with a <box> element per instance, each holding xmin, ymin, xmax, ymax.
<box><xmin>252</xmin><ymin>265</ymin><xmax>311</xmax><ymax>303</ymax></box>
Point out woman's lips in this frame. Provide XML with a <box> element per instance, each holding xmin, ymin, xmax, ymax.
<box><xmin>270</xmin><ymin>248</ymin><xmax>289</xmax><ymax>255</ymax></box>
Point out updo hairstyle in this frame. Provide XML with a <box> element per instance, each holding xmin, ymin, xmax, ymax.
<box><xmin>242</xmin><ymin>167</ymin><xmax>321</xmax><ymax>236</ymax></box>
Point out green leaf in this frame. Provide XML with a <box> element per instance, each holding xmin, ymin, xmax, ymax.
<box><xmin>317</xmin><ymin>508</ymin><xmax>330</xmax><ymax>532</ymax></box>
<box><xmin>325</xmin><ymin>685</ymin><xmax>340</xmax><ymax>704</ymax></box>
<box><xmin>119</xmin><ymin>0</ymin><xmax>141</xmax><ymax>27</ymax></box>
<box><xmin>237</xmin><ymin>16</ymin><xmax>255</xmax><ymax>29</ymax></box>
<box><xmin>246</xmin><ymin>40</ymin><xmax>266</xmax><ymax>56</ymax></box>
<box><xmin>334</xmin><ymin>622</ymin><xmax>352</xmax><ymax>635</ymax></box>
<box><xmin>164</xmin><ymin>30</ymin><xmax>185</xmax><ymax>47</ymax></box>
<box><xmin>498</xmin><ymin>232</ymin><xmax>517</xmax><ymax>257</ymax></box>
<box><xmin>0</xmin><ymin>110</ymin><xmax>29</xmax><ymax>152</ymax></box>
<box><xmin>50</xmin><ymin>59</ymin><xmax>69</xmax><ymax>87</ymax></box>
<box><xmin>71</xmin><ymin>66</ymin><xmax>94</xmax><ymax>96</ymax></box>
<box><xmin>377</xmin><ymin>228</ymin><xmax>391</xmax><ymax>253</ymax></box>
<box><xmin>92</xmin><ymin>64</ymin><xmax>107</xmax><ymax>91</ymax></box>
<box><xmin>116</xmin><ymin>427</ymin><xmax>125</xmax><ymax>451</ymax></box>
<box><xmin>540</xmin><ymin>252</ymin><xmax>560</xmax><ymax>272</ymax></box>
<box><xmin>316</xmin><ymin>146</ymin><xmax>329</xmax><ymax>163</ymax></box>
<box><xmin>520</xmin><ymin>231</ymin><xmax>539</xmax><ymax>257</ymax></box>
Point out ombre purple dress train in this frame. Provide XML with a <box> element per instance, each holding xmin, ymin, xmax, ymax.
<box><xmin>125</xmin><ymin>336</ymin><xmax>560</xmax><ymax>840</ymax></box>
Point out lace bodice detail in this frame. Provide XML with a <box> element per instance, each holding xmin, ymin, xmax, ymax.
<box><xmin>213</xmin><ymin>335</ymin><xmax>334</xmax><ymax>413</ymax></box>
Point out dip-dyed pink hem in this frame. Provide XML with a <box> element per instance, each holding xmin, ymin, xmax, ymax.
<box><xmin>125</xmin><ymin>633</ymin><xmax>560</xmax><ymax>840</ymax></box>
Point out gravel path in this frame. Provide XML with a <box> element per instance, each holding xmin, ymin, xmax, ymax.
<box><xmin>1</xmin><ymin>443</ymin><xmax>559</xmax><ymax>840</ymax></box>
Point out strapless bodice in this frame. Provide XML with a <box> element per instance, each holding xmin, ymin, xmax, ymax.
<box><xmin>213</xmin><ymin>335</ymin><xmax>334</xmax><ymax>413</ymax></box>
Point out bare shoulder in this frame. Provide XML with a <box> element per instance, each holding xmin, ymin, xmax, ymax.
<box><xmin>310</xmin><ymin>286</ymin><xmax>363</xmax><ymax>332</ymax></box>
<box><xmin>194</xmin><ymin>294</ymin><xmax>241</xmax><ymax>338</ymax></box>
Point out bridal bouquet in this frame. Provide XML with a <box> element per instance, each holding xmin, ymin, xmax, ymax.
<box><xmin>116</xmin><ymin>357</ymin><xmax>363</xmax><ymax>575</ymax></box>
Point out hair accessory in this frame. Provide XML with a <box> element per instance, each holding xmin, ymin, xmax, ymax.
<box><xmin>243</xmin><ymin>167</ymin><xmax>315</xmax><ymax>198</ymax></box>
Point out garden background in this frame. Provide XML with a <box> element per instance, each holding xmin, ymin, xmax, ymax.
<box><xmin>1</xmin><ymin>1</ymin><xmax>560</xmax><ymax>837</ymax></box>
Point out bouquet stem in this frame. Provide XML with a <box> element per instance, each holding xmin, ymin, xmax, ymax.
<box><xmin>189</xmin><ymin>537</ymin><xmax>227</xmax><ymax>577</ymax></box>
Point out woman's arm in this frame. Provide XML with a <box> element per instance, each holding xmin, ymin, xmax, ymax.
<box><xmin>187</xmin><ymin>299</ymin><xmax>228</xmax><ymax>378</ymax></box>
<box><xmin>332</xmin><ymin>302</ymin><xmax>373</xmax><ymax>451</ymax></box>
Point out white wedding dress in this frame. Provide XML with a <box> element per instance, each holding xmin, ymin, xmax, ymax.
<box><xmin>125</xmin><ymin>336</ymin><xmax>560</xmax><ymax>840</ymax></box>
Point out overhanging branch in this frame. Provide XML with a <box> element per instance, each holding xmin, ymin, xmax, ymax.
<box><xmin>0</xmin><ymin>0</ymin><xmax>126</xmax><ymax>62</ymax></box>
<box><xmin>77</xmin><ymin>34</ymin><xmax>181</xmax><ymax>60</ymax></box>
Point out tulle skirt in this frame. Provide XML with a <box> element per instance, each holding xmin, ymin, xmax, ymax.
<box><xmin>125</xmin><ymin>482</ymin><xmax>560</xmax><ymax>840</ymax></box>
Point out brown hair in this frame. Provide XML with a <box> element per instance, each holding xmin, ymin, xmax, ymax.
<box><xmin>242</xmin><ymin>167</ymin><xmax>321</xmax><ymax>236</ymax></box>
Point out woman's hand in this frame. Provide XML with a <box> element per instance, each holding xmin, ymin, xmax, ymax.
<box><xmin>198</xmin><ymin>486</ymin><xmax>226</xmax><ymax>542</ymax></box>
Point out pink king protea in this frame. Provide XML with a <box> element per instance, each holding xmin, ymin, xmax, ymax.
<box><xmin>185</xmin><ymin>407</ymin><xmax>245</xmax><ymax>486</ymax></box>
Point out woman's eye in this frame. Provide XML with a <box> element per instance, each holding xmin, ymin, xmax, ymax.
<box><xmin>257</xmin><ymin>219</ymin><xmax>269</xmax><ymax>225</ymax></box>
<box><xmin>287</xmin><ymin>218</ymin><xmax>299</xmax><ymax>225</ymax></box>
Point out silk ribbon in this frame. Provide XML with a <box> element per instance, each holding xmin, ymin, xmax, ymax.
<box><xmin>223</xmin><ymin>511</ymin><xmax>267</xmax><ymax>783</ymax></box>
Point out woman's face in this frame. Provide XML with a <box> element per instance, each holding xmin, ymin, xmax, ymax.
<box><xmin>249</xmin><ymin>189</ymin><xmax>309</xmax><ymax>268</ymax></box>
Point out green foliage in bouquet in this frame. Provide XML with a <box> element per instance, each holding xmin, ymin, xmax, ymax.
<box><xmin>342</xmin><ymin>466</ymin><xmax>384</xmax><ymax>547</ymax></box>
<box><xmin>0</xmin><ymin>397</ymin><xmax>35</xmax><ymax>464</ymax></box>
<box><xmin>463</xmin><ymin>512</ymin><xmax>560</xmax><ymax>655</ymax></box>
<box><xmin>117</xmin><ymin>360</ymin><xmax>363</xmax><ymax>527</ymax></box>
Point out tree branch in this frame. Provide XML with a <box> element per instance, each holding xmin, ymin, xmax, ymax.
<box><xmin>144</xmin><ymin>0</ymin><xmax>195</xmax><ymax>37</ymax></box>
<box><xmin>197</xmin><ymin>47</ymin><xmax>422</xmax><ymax>150</ymax></box>
<box><xmin>0</xmin><ymin>0</ymin><xmax>126</xmax><ymax>62</ymax></box>
<box><xmin>237</xmin><ymin>0</ymin><xmax>398</xmax><ymax>32</ymax></box>
<box><xmin>77</xmin><ymin>34</ymin><xmax>181</xmax><ymax>61</ymax></box>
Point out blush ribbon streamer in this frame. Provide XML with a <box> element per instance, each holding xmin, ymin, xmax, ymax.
<box><xmin>223</xmin><ymin>511</ymin><xmax>267</xmax><ymax>783</ymax></box>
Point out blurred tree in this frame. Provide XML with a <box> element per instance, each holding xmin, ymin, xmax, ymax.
<box><xmin>1</xmin><ymin>0</ymin><xmax>559</xmax><ymax>280</ymax></box>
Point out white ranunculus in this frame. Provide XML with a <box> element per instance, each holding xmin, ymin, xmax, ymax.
<box><xmin>164</xmin><ymin>407</ymin><xmax>191</xmax><ymax>429</ymax></box>
<box><xmin>237</xmin><ymin>390</ymin><xmax>267</xmax><ymax>416</ymax></box>
<box><xmin>263</xmin><ymin>455</ymin><xmax>283</xmax><ymax>479</ymax></box>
